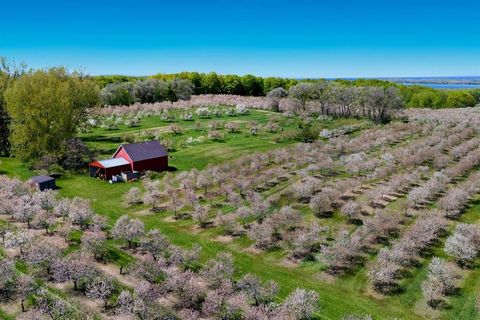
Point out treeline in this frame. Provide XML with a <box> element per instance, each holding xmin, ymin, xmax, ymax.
<box><xmin>329</xmin><ymin>79</ymin><xmax>479</xmax><ymax>109</ymax></box>
<box><xmin>100</xmin><ymin>78</ymin><xmax>194</xmax><ymax>106</ymax></box>
<box><xmin>402</xmin><ymin>85</ymin><xmax>479</xmax><ymax>109</ymax></box>
<box><xmin>94</xmin><ymin>72</ymin><xmax>480</xmax><ymax>109</ymax></box>
<box><xmin>94</xmin><ymin>72</ymin><xmax>299</xmax><ymax>96</ymax></box>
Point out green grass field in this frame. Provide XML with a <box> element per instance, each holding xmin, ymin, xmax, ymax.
<box><xmin>1</xmin><ymin>109</ymin><xmax>480</xmax><ymax>320</ymax></box>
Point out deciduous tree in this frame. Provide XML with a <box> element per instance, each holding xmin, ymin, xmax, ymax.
<box><xmin>5</xmin><ymin>67</ymin><xmax>99</xmax><ymax>162</ymax></box>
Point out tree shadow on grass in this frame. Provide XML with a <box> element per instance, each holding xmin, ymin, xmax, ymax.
<box><xmin>82</xmin><ymin>135</ymin><xmax>122</xmax><ymax>143</ymax></box>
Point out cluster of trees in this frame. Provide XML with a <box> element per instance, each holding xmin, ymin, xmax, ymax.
<box><xmin>100</xmin><ymin>78</ymin><xmax>194</xmax><ymax>106</ymax></box>
<box><xmin>129</xmin><ymin>120</ymin><xmax>451</xmax><ymax>268</ymax></box>
<box><xmin>319</xmin><ymin>125</ymin><xmax>479</xmax><ymax>276</ymax></box>
<box><xmin>368</xmin><ymin>213</ymin><xmax>448</xmax><ymax>294</ymax></box>
<box><xmin>407</xmin><ymin>172</ymin><xmax>450</xmax><ymax>208</ymax></box>
<box><xmin>366</xmin><ymin>167</ymin><xmax>426</xmax><ymax>206</ymax></box>
<box><xmin>96</xmin><ymin>72</ymin><xmax>480</xmax><ymax>109</ymax></box>
<box><xmin>393</xmin><ymin>125</ymin><xmax>474</xmax><ymax>168</ymax></box>
<box><xmin>274</xmin><ymin>82</ymin><xmax>405</xmax><ymax>123</ymax></box>
<box><xmin>150</xmin><ymin>72</ymin><xmax>299</xmax><ymax>96</ymax></box>
<box><xmin>397</xmin><ymin>128</ymin><xmax>480</xmax><ymax>209</ymax></box>
<box><xmin>0</xmin><ymin>175</ymin><xmax>320</xmax><ymax>319</ymax></box>
<box><xmin>98</xmin><ymin>82</ymin><xmax>405</xmax><ymax>124</ymax></box>
<box><xmin>90</xmin><ymin>105</ymin><xmax>299</xmax><ymax>148</ymax></box>
<box><xmin>134</xmin><ymin>144</ymin><xmax>336</xmax><ymax>259</ymax></box>
<box><xmin>408</xmin><ymin>105</ymin><xmax>480</xmax><ymax>125</ymax></box>
<box><xmin>444</xmin><ymin>223</ymin><xmax>480</xmax><ymax>267</ymax></box>
<box><xmin>94</xmin><ymin>72</ymin><xmax>297</xmax><ymax>96</ymax></box>
<box><xmin>421</xmin><ymin>257</ymin><xmax>459</xmax><ymax>308</ymax></box>
<box><xmin>321</xmin><ymin>211</ymin><xmax>403</xmax><ymax>274</ymax></box>
<box><xmin>0</xmin><ymin>177</ymin><xmax>106</xmax><ymax>235</ymax></box>
<box><xmin>422</xmin><ymin>222</ymin><xmax>480</xmax><ymax>309</ymax></box>
<box><xmin>2</xmin><ymin>57</ymin><xmax>480</xmax><ymax>165</ymax></box>
<box><xmin>129</xmin><ymin>114</ymin><xmax>480</xmax><ymax>297</ymax></box>
<box><xmin>0</xmin><ymin>64</ymin><xmax>99</xmax><ymax>164</ymax></box>
<box><xmin>439</xmin><ymin>171</ymin><xmax>480</xmax><ymax>219</ymax></box>
<box><xmin>404</xmin><ymin>86</ymin><xmax>477</xmax><ymax>108</ymax></box>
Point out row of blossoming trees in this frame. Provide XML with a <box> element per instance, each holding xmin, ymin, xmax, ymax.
<box><xmin>127</xmin><ymin>110</ymin><xmax>480</xmax><ymax>316</ymax></box>
<box><xmin>95</xmin><ymin>81</ymin><xmax>404</xmax><ymax>124</ymax></box>
<box><xmin>0</xmin><ymin>176</ymin><xmax>319</xmax><ymax>319</ymax></box>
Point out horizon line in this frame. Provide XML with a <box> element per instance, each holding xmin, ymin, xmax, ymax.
<box><xmin>89</xmin><ymin>73</ymin><xmax>480</xmax><ymax>80</ymax></box>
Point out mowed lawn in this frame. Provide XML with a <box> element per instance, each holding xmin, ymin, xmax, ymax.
<box><xmin>0</xmin><ymin>111</ymin><xmax>459</xmax><ymax>320</ymax></box>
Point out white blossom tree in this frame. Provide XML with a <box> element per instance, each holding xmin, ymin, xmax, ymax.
<box><xmin>112</xmin><ymin>215</ymin><xmax>145</xmax><ymax>249</ymax></box>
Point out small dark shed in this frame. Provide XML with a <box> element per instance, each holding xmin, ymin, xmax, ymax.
<box><xmin>28</xmin><ymin>175</ymin><xmax>56</xmax><ymax>191</ymax></box>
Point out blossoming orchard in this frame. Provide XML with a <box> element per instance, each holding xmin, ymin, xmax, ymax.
<box><xmin>1</xmin><ymin>59</ymin><xmax>480</xmax><ymax>319</ymax></box>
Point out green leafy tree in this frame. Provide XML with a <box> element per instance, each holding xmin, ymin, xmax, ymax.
<box><xmin>133</xmin><ymin>78</ymin><xmax>169</xmax><ymax>103</ymax></box>
<box><xmin>201</xmin><ymin>72</ymin><xmax>222</xmax><ymax>94</ymax></box>
<box><xmin>93</xmin><ymin>75</ymin><xmax>141</xmax><ymax>88</ymax></box>
<box><xmin>5</xmin><ymin>67</ymin><xmax>99</xmax><ymax>163</ymax></box>
<box><xmin>222</xmin><ymin>74</ymin><xmax>244</xmax><ymax>95</ymax></box>
<box><xmin>408</xmin><ymin>89</ymin><xmax>447</xmax><ymax>109</ymax></box>
<box><xmin>263</xmin><ymin>77</ymin><xmax>286</xmax><ymax>94</ymax></box>
<box><xmin>241</xmin><ymin>74</ymin><xmax>264</xmax><ymax>96</ymax></box>
<box><xmin>181</xmin><ymin>72</ymin><xmax>203</xmax><ymax>94</ymax></box>
<box><xmin>100</xmin><ymin>81</ymin><xmax>135</xmax><ymax>105</ymax></box>
<box><xmin>446</xmin><ymin>91</ymin><xmax>475</xmax><ymax>108</ymax></box>
<box><xmin>169</xmin><ymin>78</ymin><xmax>194</xmax><ymax>101</ymax></box>
<box><xmin>288</xmin><ymin>82</ymin><xmax>319</xmax><ymax>112</ymax></box>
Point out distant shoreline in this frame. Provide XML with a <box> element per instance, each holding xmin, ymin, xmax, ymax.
<box><xmin>322</xmin><ymin>76</ymin><xmax>480</xmax><ymax>85</ymax></box>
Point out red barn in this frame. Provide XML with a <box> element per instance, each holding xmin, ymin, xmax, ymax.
<box><xmin>89</xmin><ymin>141</ymin><xmax>168</xmax><ymax>180</ymax></box>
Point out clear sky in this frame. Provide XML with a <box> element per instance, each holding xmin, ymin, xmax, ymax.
<box><xmin>1</xmin><ymin>0</ymin><xmax>479</xmax><ymax>78</ymax></box>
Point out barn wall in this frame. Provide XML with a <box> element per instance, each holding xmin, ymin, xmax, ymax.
<box><xmin>132</xmin><ymin>156</ymin><xmax>168</xmax><ymax>172</ymax></box>
<box><xmin>104</xmin><ymin>164</ymin><xmax>132</xmax><ymax>180</ymax></box>
<box><xmin>114</xmin><ymin>148</ymin><xmax>134</xmax><ymax>171</ymax></box>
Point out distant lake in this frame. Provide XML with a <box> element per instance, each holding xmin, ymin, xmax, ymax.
<box><xmin>400</xmin><ymin>82</ymin><xmax>480</xmax><ymax>89</ymax></box>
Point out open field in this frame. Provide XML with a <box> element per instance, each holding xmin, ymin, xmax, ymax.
<box><xmin>2</xmin><ymin>107</ymin><xmax>480</xmax><ymax>319</ymax></box>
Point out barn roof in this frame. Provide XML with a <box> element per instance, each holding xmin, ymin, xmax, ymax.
<box><xmin>93</xmin><ymin>157</ymin><xmax>130</xmax><ymax>169</ymax></box>
<box><xmin>29</xmin><ymin>175</ymin><xmax>55</xmax><ymax>184</ymax></box>
<box><xmin>115</xmin><ymin>141</ymin><xmax>168</xmax><ymax>162</ymax></box>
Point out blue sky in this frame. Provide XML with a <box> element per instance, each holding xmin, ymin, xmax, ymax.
<box><xmin>1</xmin><ymin>0</ymin><xmax>479</xmax><ymax>77</ymax></box>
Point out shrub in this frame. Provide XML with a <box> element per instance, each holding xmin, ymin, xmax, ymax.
<box><xmin>225</xmin><ymin>122</ymin><xmax>240</xmax><ymax>133</ymax></box>
<box><xmin>169</xmin><ymin>124</ymin><xmax>183</xmax><ymax>135</ymax></box>
<box><xmin>122</xmin><ymin>132</ymin><xmax>136</xmax><ymax>143</ymax></box>
<box><xmin>196</xmin><ymin>107</ymin><xmax>211</xmax><ymax>118</ymax></box>
<box><xmin>235</xmin><ymin>105</ymin><xmax>249</xmax><ymax>115</ymax></box>
<box><xmin>208</xmin><ymin>130</ymin><xmax>225</xmax><ymax>141</ymax></box>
